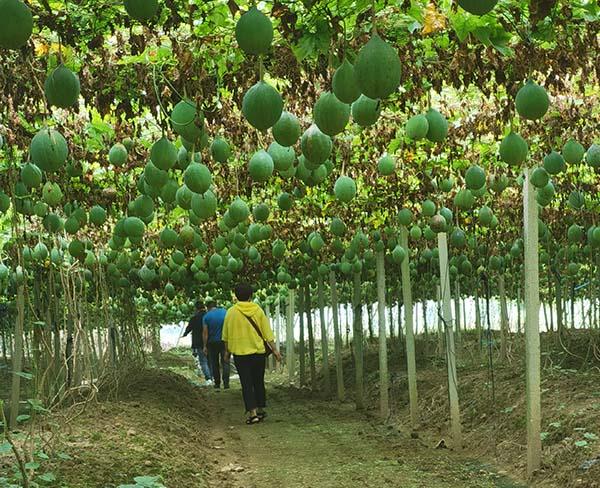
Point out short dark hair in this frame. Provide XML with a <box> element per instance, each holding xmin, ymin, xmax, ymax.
<box><xmin>235</xmin><ymin>283</ymin><xmax>253</xmax><ymax>301</ymax></box>
<box><xmin>207</xmin><ymin>300</ymin><xmax>217</xmax><ymax>309</ymax></box>
<box><xmin>195</xmin><ymin>301</ymin><xmax>204</xmax><ymax>310</ymax></box>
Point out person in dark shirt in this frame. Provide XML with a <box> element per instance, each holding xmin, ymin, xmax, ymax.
<box><xmin>202</xmin><ymin>301</ymin><xmax>230</xmax><ymax>389</ymax></box>
<box><xmin>183</xmin><ymin>301</ymin><xmax>213</xmax><ymax>385</ymax></box>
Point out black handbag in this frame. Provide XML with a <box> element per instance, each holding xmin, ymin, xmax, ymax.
<box><xmin>241</xmin><ymin>312</ymin><xmax>273</xmax><ymax>357</ymax></box>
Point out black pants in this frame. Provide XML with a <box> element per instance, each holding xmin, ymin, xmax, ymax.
<box><xmin>234</xmin><ymin>353</ymin><xmax>266</xmax><ymax>412</ymax></box>
<box><xmin>208</xmin><ymin>341</ymin><xmax>230</xmax><ymax>387</ymax></box>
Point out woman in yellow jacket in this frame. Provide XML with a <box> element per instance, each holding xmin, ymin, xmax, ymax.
<box><xmin>223</xmin><ymin>283</ymin><xmax>282</xmax><ymax>424</ymax></box>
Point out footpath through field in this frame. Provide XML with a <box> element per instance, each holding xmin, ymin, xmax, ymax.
<box><xmin>205</xmin><ymin>381</ymin><xmax>521</xmax><ymax>488</ymax></box>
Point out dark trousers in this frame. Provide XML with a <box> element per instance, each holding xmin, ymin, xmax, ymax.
<box><xmin>208</xmin><ymin>341</ymin><xmax>230</xmax><ymax>387</ymax></box>
<box><xmin>234</xmin><ymin>353</ymin><xmax>266</xmax><ymax>412</ymax></box>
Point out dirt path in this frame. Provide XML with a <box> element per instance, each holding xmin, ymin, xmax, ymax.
<box><xmin>205</xmin><ymin>382</ymin><xmax>521</xmax><ymax>488</ymax></box>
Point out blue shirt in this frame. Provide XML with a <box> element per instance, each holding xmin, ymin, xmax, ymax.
<box><xmin>203</xmin><ymin>308</ymin><xmax>227</xmax><ymax>343</ymax></box>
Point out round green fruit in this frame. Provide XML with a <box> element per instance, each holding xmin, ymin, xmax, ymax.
<box><xmin>235</xmin><ymin>6</ymin><xmax>273</xmax><ymax>55</ymax></box>
<box><xmin>405</xmin><ymin>114</ymin><xmax>429</xmax><ymax>140</ymax></box>
<box><xmin>109</xmin><ymin>143</ymin><xmax>128</xmax><ymax>166</ymax></box>
<box><xmin>191</xmin><ymin>190</ymin><xmax>217</xmax><ymax>220</ymax></box>
<box><xmin>425</xmin><ymin>109</ymin><xmax>448</xmax><ymax>143</ymax></box>
<box><xmin>171</xmin><ymin>99</ymin><xmax>204</xmax><ymax>143</ymax></box>
<box><xmin>562</xmin><ymin>139</ymin><xmax>585</xmax><ymax>165</ymax></box>
<box><xmin>313</xmin><ymin>91</ymin><xmax>350</xmax><ymax>137</ymax></box>
<box><xmin>332</xmin><ymin>59</ymin><xmax>361</xmax><ymax>104</ymax></box>
<box><xmin>351</xmin><ymin>95</ymin><xmax>381</xmax><ymax>127</ymax></box>
<box><xmin>272</xmin><ymin>111</ymin><xmax>300</xmax><ymax>147</ymax></box>
<box><xmin>353</xmin><ymin>34</ymin><xmax>401</xmax><ymax>100</ymax></box>
<box><xmin>268</xmin><ymin>142</ymin><xmax>295</xmax><ymax>171</ymax></box>
<box><xmin>543</xmin><ymin>150</ymin><xmax>565</xmax><ymax>175</ymax></box>
<box><xmin>242</xmin><ymin>81</ymin><xmax>283</xmax><ymax>131</ymax></box>
<box><xmin>44</xmin><ymin>64</ymin><xmax>80</xmax><ymax>109</ymax></box>
<box><xmin>30</xmin><ymin>128</ymin><xmax>68</xmax><ymax>172</ymax></box>
<box><xmin>301</xmin><ymin>125</ymin><xmax>332</xmax><ymax>165</ymax></box>
<box><xmin>530</xmin><ymin>167</ymin><xmax>549</xmax><ymax>188</ymax></box>
<box><xmin>515</xmin><ymin>81</ymin><xmax>550</xmax><ymax>121</ymax></box>
<box><xmin>499</xmin><ymin>131</ymin><xmax>528</xmax><ymax>166</ymax></box>
<box><xmin>89</xmin><ymin>205</ymin><xmax>106</xmax><ymax>226</ymax></box>
<box><xmin>0</xmin><ymin>0</ymin><xmax>33</xmax><ymax>49</ymax></box>
<box><xmin>334</xmin><ymin>176</ymin><xmax>356</xmax><ymax>203</ymax></box>
<box><xmin>184</xmin><ymin>163</ymin><xmax>212</xmax><ymax>194</ymax></box>
<box><xmin>586</xmin><ymin>144</ymin><xmax>600</xmax><ymax>168</ymax></box>
<box><xmin>211</xmin><ymin>137</ymin><xmax>231</xmax><ymax>163</ymax></box>
<box><xmin>150</xmin><ymin>136</ymin><xmax>177</xmax><ymax>171</ymax></box>
<box><xmin>124</xmin><ymin>0</ymin><xmax>159</xmax><ymax>22</ymax></box>
<box><xmin>457</xmin><ymin>0</ymin><xmax>498</xmax><ymax>15</ymax></box>
<box><xmin>465</xmin><ymin>165</ymin><xmax>486</xmax><ymax>190</ymax></box>
<box><xmin>377</xmin><ymin>155</ymin><xmax>396</xmax><ymax>176</ymax></box>
<box><xmin>248</xmin><ymin>150</ymin><xmax>274</xmax><ymax>182</ymax></box>
<box><xmin>21</xmin><ymin>163</ymin><xmax>42</xmax><ymax>188</ymax></box>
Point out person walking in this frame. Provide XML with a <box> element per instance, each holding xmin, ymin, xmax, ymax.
<box><xmin>183</xmin><ymin>301</ymin><xmax>213</xmax><ymax>386</ymax></box>
<box><xmin>202</xmin><ymin>300</ymin><xmax>230</xmax><ymax>390</ymax></box>
<box><xmin>222</xmin><ymin>283</ymin><xmax>282</xmax><ymax>425</ymax></box>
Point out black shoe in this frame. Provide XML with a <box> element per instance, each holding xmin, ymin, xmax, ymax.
<box><xmin>214</xmin><ymin>384</ymin><xmax>221</xmax><ymax>389</ymax></box>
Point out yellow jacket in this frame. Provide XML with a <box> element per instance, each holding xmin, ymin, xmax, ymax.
<box><xmin>222</xmin><ymin>301</ymin><xmax>275</xmax><ymax>356</ymax></box>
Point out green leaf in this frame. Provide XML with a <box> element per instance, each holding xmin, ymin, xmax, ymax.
<box><xmin>36</xmin><ymin>472</ymin><xmax>56</xmax><ymax>483</ymax></box>
<box><xmin>16</xmin><ymin>415</ymin><xmax>30</xmax><ymax>423</ymax></box>
<box><xmin>24</xmin><ymin>461</ymin><xmax>40</xmax><ymax>470</ymax></box>
<box><xmin>57</xmin><ymin>452</ymin><xmax>73</xmax><ymax>460</ymax></box>
<box><xmin>0</xmin><ymin>442</ymin><xmax>12</xmax><ymax>454</ymax></box>
<box><xmin>583</xmin><ymin>432</ymin><xmax>598</xmax><ymax>441</ymax></box>
<box><xmin>574</xmin><ymin>440</ymin><xmax>589</xmax><ymax>448</ymax></box>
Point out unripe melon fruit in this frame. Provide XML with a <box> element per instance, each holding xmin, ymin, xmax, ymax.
<box><xmin>405</xmin><ymin>114</ymin><xmax>429</xmax><ymax>140</ymax></box>
<box><xmin>171</xmin><ymin>99</ymin><xmax>204</xmax><ymax>143</ymax></box>
<box><xmin>397</xmin><ymin>208</ymin><xmax>413</xmax><ymax>226</ymax></box>
<box><xmin>543</xmin><ymin>151</ymin><xmax>565</xmax><ymax>175</ymax></box>
<box><xmin>354</xmin><ymin>34</ymin><xmax>401</xmax><ymax>100</ymax></box>
<box><xmin>235</xmin><ymin>6</ymin><xmax>273</xmax><ymax>55</ymax></box>
<box><xmin>42</xmin><ymin>182</ymin><xmax>62</xmax><ymax>206</ymax></box>
<box><xmin>465</xmin><ymin>165</ymin><xmax>486</xmax><ymax>190</ymax></box>
<box><xmin>229</xmin><ymin>198</ymin><xmax>250</xmax><ymax>223</ymax></box>
<box><xmin>562</xmin><ymin>139</ymin><xmax>585</xmax><ymax>164</ymax></box>
<box><xmin>124</xmin><ymin>0</ymin><xmax>159</xmax><ymax>22</ymax></box>
<box><xmin>268</xmin><ymin>142</ymin><xmax>295</xmax><ymax>172</ymax></box>
<box><xmin>191</xmin><ymin>190</ymin><xmax>217</xmax><ymax>220</ymax></box>
<box><xmin>332</xmin><ymin>59</ymin><xmax>361</xmax><ymax>104</ymax></box>
<box><xmin>586</xmin><ymin>144</ymin><xmax>600</xmax><ymax>168</ymax></box>
<box><xmin>109</xmin><ymin>143</ymin><xmax>128</xmax><ymax>166</ymax></box>
<box><xmin>334</xmin><ymin>176</ymin><xmax>356</xmax><ymax>203</ymax></box>
<box><xmin>351</xmin><ymin>95</ymin><xmax>381</xmax><ymax>127</ymax></box>
<box><xmin>0</xmin><ymin>0</ymin><xmax>33</xmax><ymax>49</ymax></box>
<box><xmin>44</xmin><ymin>64</ymin><xmax>80</xmax><ymax>109</ymax></box>
<box><xmin>313</xmin><ymin>91</ymin><xmax>350</xmax><ymax>137</ymax></box>
<box><xmin>184</xmin><ymin>163</ymin><xmax>212</xmax><ymax>194</ymax></box>
<box><xmin>21</xmin><ymin>163</ymin><xmax>42</xmax><ymax>188</ymax></box>
<box><xmin>211</xmin><ymin>137</ymin><xmax>231</xmax><ymax>163</ymax></box>
<box><xmin>457</xmin><ymin>0</ymin><xmax>498</xmax><ymax>15</ymax></box>
<box><xmin>253</xmin><ymin>203</ymin><xmax>270</xmax><ymax>222</ymax></box>
<box><xmin>150</xmin><ymin>136</ymin><xmax>177</xmax><ymax>170</ymax></box>
<box><xmin>242</xmin><ymin>81</ymin><xmax>283</xmax><ymax>131</ymax></box>
<box><xmin>425</xmin><ymin>109</ymin><xmax>448</xmax><ymax>143</ymax></box>
<box><xmin>421</xmin><ymin>199</ymin><xmax>436</xmax><ymax>217</ymax></box>
<box><xmin>515</xmin><ymin>81</ymin><xmax>550</xmax><ymax>120</ymax></box>
<box><xmin>89</xmin><ymin>205</ymin><xmax>107</xmax><ymax>226</ymax></box>
<box><xmin>530</xmin><ymin>167</ymin><xmax>549</xmax><ymax>188</ymax></box>
<box><xmin>499</xmin><ymin>132</ymin><xmax>528</xmax><ymax>166</ymax></box>
<box><xmin>272</xmin><ymin>111</ymin><xmax>300</xmax><ymax>147</ymax></box>
<box><xmin>277</xmin><ymin>192</ymin><xmax>293</xmax><ymax>211</ymax></box>
<box><xmin>30</xmin><ymin>128</ymin><xmax>69</xmax><ymax>172</ymax></box>
<box><xmin>248</xmin><ymin>150</ymin><xmax>274</xmax><ymax>182</ymax></box>
<box><xmin>377</xmin><ymin>155</ymin><xmax>395</xmax><ymax>176</ymax></box>
<box><xmin>301</xmin><ymin>125</ymin><xmax>332</xmax><ymax>165</ymax></box>
<box><xmin>568</xmin><ymin>190</ymin><xmax>585</xmax><ymax>210</ymax></box>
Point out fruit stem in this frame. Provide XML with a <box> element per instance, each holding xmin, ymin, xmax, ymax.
<box><xmin>259</xmin><ymin>57</ymin><xmax>265</xmax><ymax>82</ymax></box>
<box><xmin>371</xmin><ymin>0</ymin><xmax>378</xmax><ymax>34</ymax></box>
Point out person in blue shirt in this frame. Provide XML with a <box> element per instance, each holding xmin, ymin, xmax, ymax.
<box><xmin>203</xmin><ymin>301</ymin><xmax>230</xmax><ymax>389</ymax></box>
